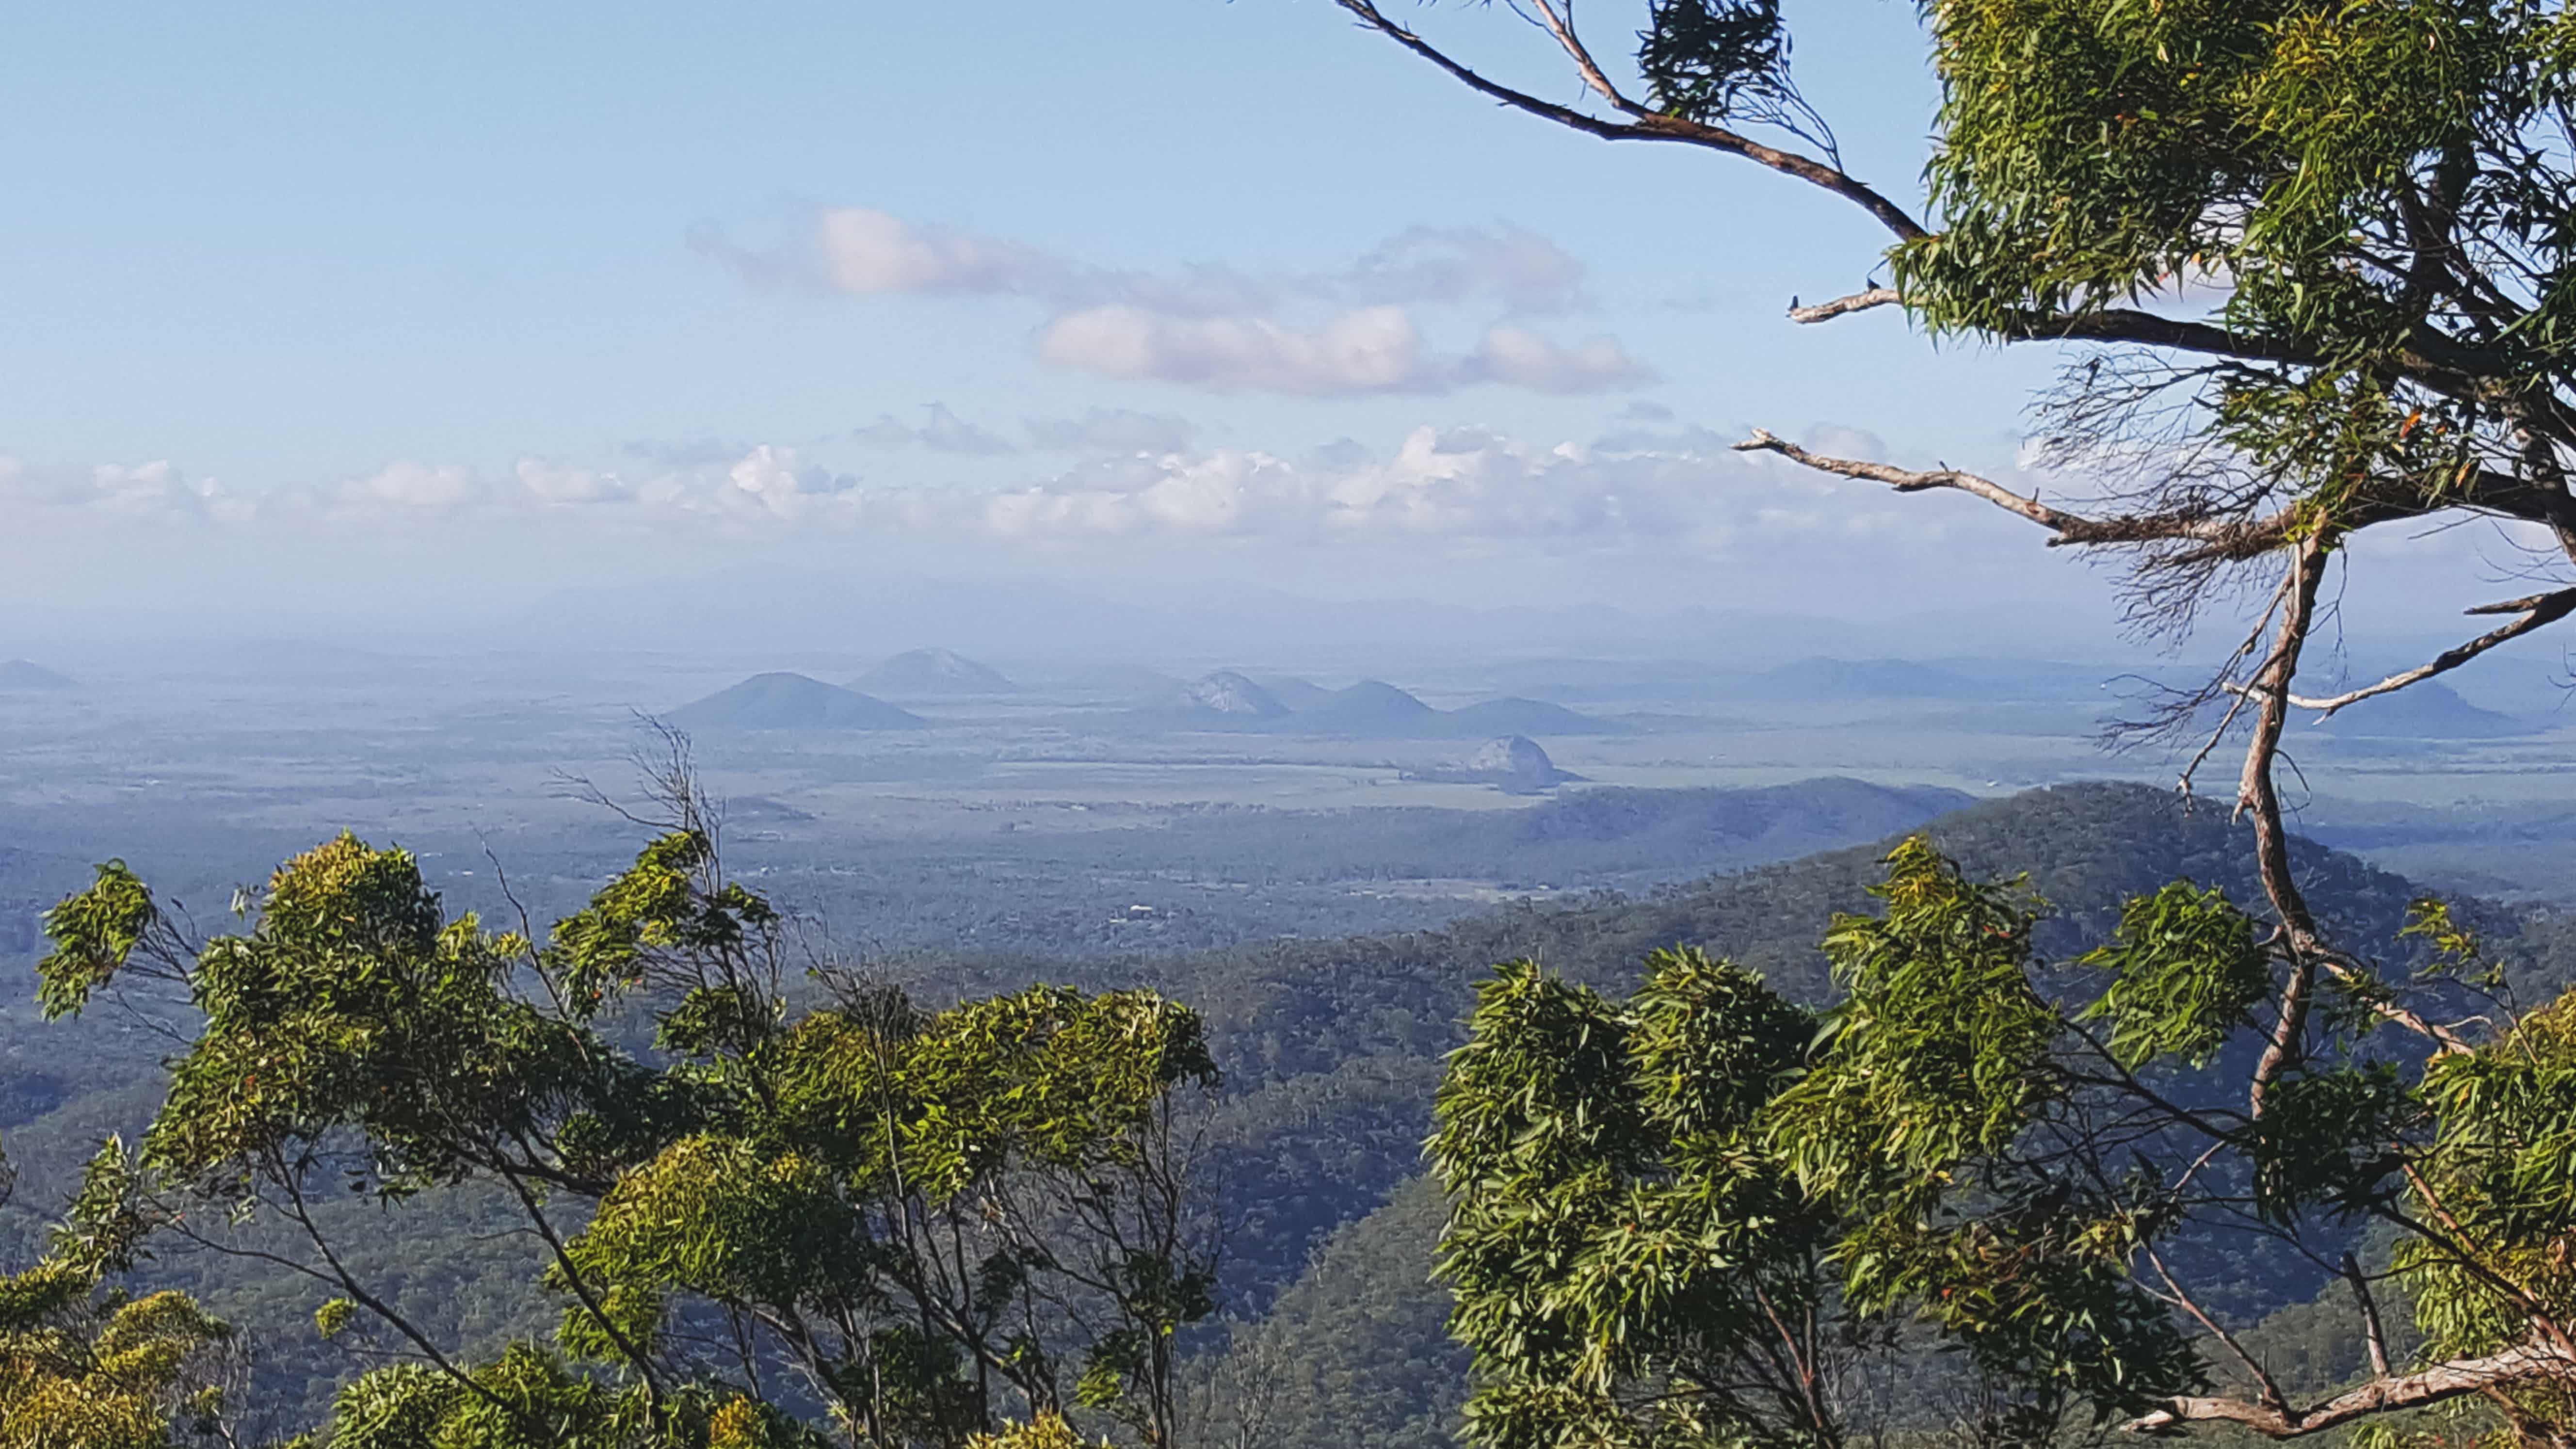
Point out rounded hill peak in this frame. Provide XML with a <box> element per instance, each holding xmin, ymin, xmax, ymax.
<box><xmin>669</xmin><ymin>672</ymin><xmax>927</xmax><ymax>730</ymax></box>
<box><xmin>855</xmin><ymin>648</ymin><xmax>1017</xmax><ymax>696</ymax></box>
<box><xmin>1184</xmin><ymin>671</ymin><xmax>1289</xmax><ymax>717</ymax></box>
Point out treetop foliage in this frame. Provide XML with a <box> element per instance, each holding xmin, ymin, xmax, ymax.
<box><xmin>1431</xmin><ymin>837</ymin><xmax>2576</xmax><ymax>1449</ymax></box>
<box><xmin>21</xmin><ymin>782</ymin><xmax>1222</xmax><ymax>1449</ymax></box>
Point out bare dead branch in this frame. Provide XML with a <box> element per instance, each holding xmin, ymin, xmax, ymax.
<box><xmin>2282</xmin><ymin>587</ymin><xmax>2576</xmax><ymax>716</ymax></box>
<box><xmin>1789</xmin><ymin>287</ymin><xmax>1901</xmax><ymax>323</ymax></box>
<box><xmin>1731</xmin><ymin>428</ymin><xmax>2298</xmax><ymax>553</ymax></box>
<box><xmin>2177</xmin><ymin>574</ymin><xmax>2296</xmax><ymax>796</ymax></box>
<box><xmin>2123</xmin><ymin>1340</ymin><xmax>2576</xmax><ymax>1437</ymax></box>
<box><xmin>1523</xmin><ymin>0</ymin><xmax>1640</xmax><ymax>116</ymax></box>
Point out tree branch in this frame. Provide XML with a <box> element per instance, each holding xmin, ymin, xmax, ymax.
<box><xmin>2241</xmin><ymin>530</ymin><xmax>2335</xmax><ymax>1118</ymax></box>
<box><xmin>1789</xmin><ymin>288</ymin><xmax>1900</xmax><ymax>324</ymax></box>
<box><xmin>1522</xmin><ymin>0</ymin><xmax>1641</xmax><ymax>116</ymax></box>
<box><xmin>1332</xmin><ymin>0</ymin><xmax>1927</xmax><ymax>242</ymax></box>
<box><xmin>2315</xmin><ymin>953</ymin><xmax>2479</xmax><ymax>1055</ymax></box>
<box><xmin>2146</xmin><ymin>1248</ymin><xmax>2285</xmax><ymax>1413</ymax></box>
<box><xmin>1730</xmin><ymin>429</ymin><xmax>2293</xmax><ymax>551</ymax></box>
<box><xmin>2123</xmin><ymin>1341</ymin><xmax>2576</xmax><ymax>1437</ymax></box>
<box><xmin>2341</xmin><ymin>1253</ymin><xmax>2392</xmax><ymax>1381</ymax></box>
<box><xmin>2281</xmin><ymin>588</ymin><xmax>2576</xmax><ymax>717</ymax></box>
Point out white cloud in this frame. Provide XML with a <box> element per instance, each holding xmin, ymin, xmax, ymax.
<box><xmin>695</xmin><ymin>208</ymin><xmax>1061</xmax><ymax>297</ymax></box>
<box><xmin>1465</xmin><ymin>326</ymin><xmax>1655</xmax><ymax>393</ymax></box>
<box><xmin>1036</xmin><ymin>306</ymin><xmax>1651</xmax><ymax>397</ymax></box>
<box><xmin>725</xmin><ymin>445</ymin><xmax>857</xmax><ymax>509</ymax></box>
<box><xmin>0</xmin><ymin>457</ymin><xmax>232</xmax><ymax>517</ymax></box>
<box><xmin>1345</xmin><ymin>225</ymin><xmax>1585</xmax><ymax>311</ymax></box>
<box><xmin>515</xmin><ymin>458</ymin><xmax>629</xmax><ymax>503</ymax></box>
<box><xmin>6</xmin><ymin>425</ymin><xmax>2080</xmax><ymax>573</ymax></box>
<box><xmin>1037</xmin><ymin>304</ymin><xmax>1445</xmax><ymax>396</ymax></box>
<box><xmin>810</xmin><ymin>208</ymin><xmax>1060</xmax><ymax>296</ymax></box>
<box><xmin>699</xmin><ymin>207</ymin><xmax>1652</xmax><ymax>398</ymax></box>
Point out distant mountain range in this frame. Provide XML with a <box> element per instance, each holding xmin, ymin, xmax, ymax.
<box><xmin>648</xmin><ymin>654</ymin><xmax>2533</xmax><ymax>745</ymax></box>
<box><xmin>1298</xmin><ymin>679</ymin><xmax>1440</xmax><ymax>731</ymax></box>
<box><xmin>668</xmin><ymin>673</ymin><xmax>926</xmax><ymax>730</ymax></box>
<box><xmin>1723</xmin><ymin>657</ymin><xmax>2002</xmax><ymax>703</ymax></box>
<box><xmin>1251</xmin><ymin>675</ymin><xmax>1336</xmax><ymax>711</ymax></box>
<box><xmin>853</xmin><ymin>648</ymin><xmax>1017</xmax><ymax>696</ymax></box>
<box><xmin>1162</xmin><ymin>674</ymin><xmax>1625</xmax><ymax>738</ymax></box>
<box><xmin>0</xmin><ymin>660</ymin><xmax>75</xmax><ymax>691</ymax></box>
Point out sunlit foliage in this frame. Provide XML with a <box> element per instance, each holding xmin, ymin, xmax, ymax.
<box><xmin>34</xmin><ymin>796</ymin><xmax>1220</xmax><ymax>1449</ymax></box>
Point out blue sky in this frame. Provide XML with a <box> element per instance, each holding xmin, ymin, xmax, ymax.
<box><xmin>0</xmin><ymin>1</ymin><xmax>2523</xmax><ymax>645</ymax></box>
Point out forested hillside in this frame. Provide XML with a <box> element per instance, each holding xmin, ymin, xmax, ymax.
<box><xmin>7</xmin><ymin>780</ymin><xmax>2559</xmax><ymax>1443</ymax></box>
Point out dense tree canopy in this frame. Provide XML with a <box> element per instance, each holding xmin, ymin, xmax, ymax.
<box><xmin>21</xmin><ymin>761</ymin><xmax>1221</xmax><ymax>1449</ymax></box>
<box><xmin>0</xmin><ymin>1137</ymin><xmax>242</xmax><ymax>1449</ymax></box>
<box><xmin>1432</xmin><ymin>847</ymin><xmax>2576</xmax><ymax>1449</ymax></box>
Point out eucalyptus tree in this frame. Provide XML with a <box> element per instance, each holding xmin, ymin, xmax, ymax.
<box><xmin>0</xmin><ymin>1138</ymin><xmax>246</xmax><ymax>1449</ymax></box>
<box><xmin>1316</xmin><ymin>1</ymin><xmax>2576</xmax><ymax>1444</ymax></box>
<box><xmin>32</xmin><ymin>759</ymin><xmax>1221</xmax><ymax>1449</ymax></box>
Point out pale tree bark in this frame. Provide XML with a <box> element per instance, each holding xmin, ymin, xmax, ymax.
<box><xmin>2123</xmin><ymin>1342</ymin><xmax>2576</xmax><ymax>1438</ymax></box>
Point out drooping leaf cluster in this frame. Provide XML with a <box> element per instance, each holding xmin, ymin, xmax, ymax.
<box><xmin>1635</xmin><ymin>1</ymin><xmax>1834</xmax><ymax>155</ymax></box>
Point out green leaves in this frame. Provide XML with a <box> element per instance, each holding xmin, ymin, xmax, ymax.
<box><xmin>130</xmin><ymin>835</ymin><xmax>599</xmax><ymax>1199</ymax></box>
<box><xmin>1638</xmin><ymin>1</ymin><xmax>1793</xmax><ymax>123</ymax></box>
<box><xmin>0</xmin><ymin>1138</ymin><xmax>240</xmax><ymax>1449</ymax></box>
<box><xmin>37</xmin><ymin>860</ymin><xmax>159</xmax><ymax>1019</ymax></box>
<box><xmin>1773</xmin><ymin>837</ymin><xmax>2058</xmax><ymax>1198</ymax></box>
<box><xmin>1432</xmin><ymin>950</ymin><xmax>1833</xmax><ymax>1448</ymax></box>
<box><xmin>2403</xmin><ymin>999</ymin><xmax>2576</xmax><ymax>1362</ymax></box>
<box><xmin>545</xmin><ymin>830</ymin><xmax>766</xmax><ymax>1018</ymax></box>
<box><xmin>2077</xmin><ymin>881</ymin><xmax>2272</xmax><ymax>1067</ymax></box>
<box><xmin>317</xmin><ymin>1345</ymin><xmax>829</xmax><ymax>1449</ymax></box>
<box><xmin>2245</xmin><ymin>1065</ymin><xmax>2414</xmax><ymax>1221</ymax></box>
<box><xmin>38</xmin><ymin>825</ymin><xmax>1224</xmax><ymax>1447</ymax></box>
<box><xmin>1434</xmin><ymin>840</ymin><xmax>2405</xmax><ymax>1448</ymax></box>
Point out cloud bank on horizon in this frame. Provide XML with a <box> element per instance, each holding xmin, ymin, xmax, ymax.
<box><xmin>3</xmin><ymin>422</ymin><xmax>1880</xmax><ymax>546</ymax></box>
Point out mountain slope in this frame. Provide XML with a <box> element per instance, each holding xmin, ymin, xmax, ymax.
<box><xmin>668</xmin><ymin>672</ymin><xmax>927</xmax><ymax>730</ymax></box>
<box><xmin>2311</xmin><ymin>679</ymin><xmax>2527</xmax><ymax>738</ymax></box>
<box><xmin>1181</xmin><ymin>671</ymin><xmax>1290</xmax><ymax>718</ymax></box>
<box><xmin>853</xmin><ymin>648</ymin><xmax>1017</xmax><ymax>696</ymax></box>
<box><xmin>1103</xmin><ymin>784</ymin><xmax>2474</xmax><ymax>1314</ymax></box>
<box><xmin>0</xmin><ymin>660</ymin><xmax>75</xmax><ymax>691</ymax></box>
<box><xmin>1441</xmin><ymin>696</ymin><xmax>1615</xmax><ymax>735</ymax></box>
<box><xmin>1254</xmin><ymin>675</ymin><xmax>1335</xmax><ymax>711</ymax></box>
<box><xmin>1299</xmin><ymin>680</ymin><xmax>1440</xmax><ymax>732</ymax></box>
